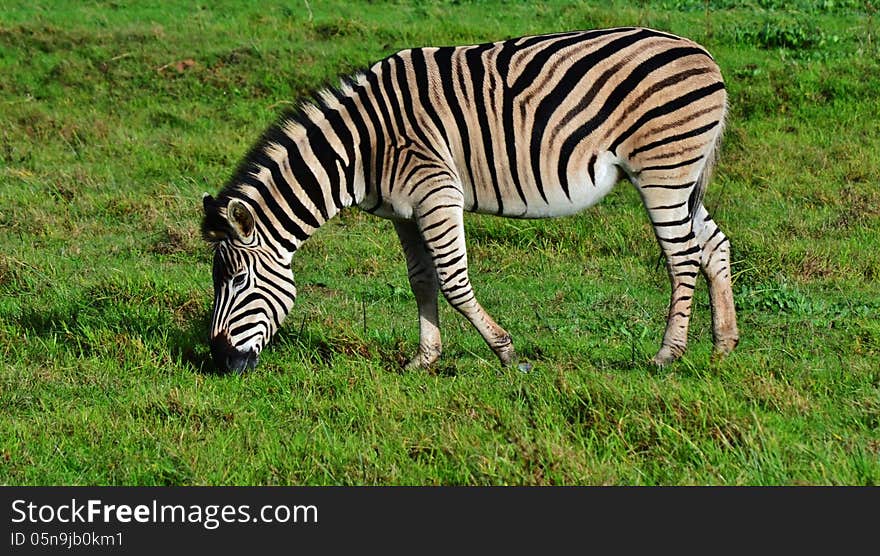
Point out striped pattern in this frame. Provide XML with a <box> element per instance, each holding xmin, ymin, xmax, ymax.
<box><xmin>202</xmin><ymin>27</ymin><xmax>739</xmax><ymax>372</ymax></box>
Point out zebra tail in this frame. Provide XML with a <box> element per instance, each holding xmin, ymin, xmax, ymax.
<box><xmin>689</xmin><ymin>97</ymin><xmax>728</xmax><ymax>218</ymax></box>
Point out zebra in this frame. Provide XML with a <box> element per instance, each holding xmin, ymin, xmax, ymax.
<box><xmin>202</xmin><ymin>27</ymin><xmax>739</xmax><ymax>373</ymax></box>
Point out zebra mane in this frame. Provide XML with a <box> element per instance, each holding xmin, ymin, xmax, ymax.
<box><xmin>203</xmin><ymin>73</ymin><xmax>364</xmax><ymax>242</ymax></box>
<box><xmin>215</xmin><ymin>74</ymin><xmax>363</xmax><ymax>200</ymax></box>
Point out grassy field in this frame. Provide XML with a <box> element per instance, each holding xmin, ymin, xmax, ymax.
<box><xmin>1</xmin><ymin>0</ymin><xmax>878</xmax><ymax>485</ymax></box>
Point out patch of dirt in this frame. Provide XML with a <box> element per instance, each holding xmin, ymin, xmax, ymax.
<box><xmin>796</xmin><ymin>252</ymin><xmax>835</xmax><ymax>281</ymax></box>
<box><xmin>149</xmin><ymin>226</ymin><xmax>200</xmax><ymax>256</ymax></box>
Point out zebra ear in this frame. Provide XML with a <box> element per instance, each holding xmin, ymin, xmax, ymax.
<box><xmin>201</xmin><ymin>193</ymin><xmax>229</xmax><ymax>242</ymax></box>
<box><xmin>202</xmin><ymin>193</ymin><xmax>214</xmax><ymax>214</ymax></box>
<box><xmin>227</xmin><ymin>198</ymin><xmax>255</xmax><ymax>241</ymax></box>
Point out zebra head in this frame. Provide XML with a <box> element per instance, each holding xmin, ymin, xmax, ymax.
<box><xmin>201</xmin><ymin>194</ymin><xmax>297</xmax><ymax>373</ymax></box>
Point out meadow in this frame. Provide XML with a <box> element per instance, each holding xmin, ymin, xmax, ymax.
<box><xmin>1</xmin><ymin>0</ymin><xmax>878</xmax><ymax>485</ymax></box>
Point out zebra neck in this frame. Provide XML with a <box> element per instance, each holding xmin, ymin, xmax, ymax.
<box><xmin>255</xmin><ymin>98</ymin><xmax>368</xmax><ymax>254</ymax></box>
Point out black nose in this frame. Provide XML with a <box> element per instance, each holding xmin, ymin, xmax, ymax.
<box><xmin>210</xmin><ymin>335</ymin><xmax>259</xmax><ymax>374</ymax></box>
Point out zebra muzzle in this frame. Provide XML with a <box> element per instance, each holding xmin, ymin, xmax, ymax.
<box><xmin>210</xmin><ymin>334</ymin><xmax>259</xmax><ymax>374</ymax></box>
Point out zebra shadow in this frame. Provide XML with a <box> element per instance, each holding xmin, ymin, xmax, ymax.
<box><xmin>170</xmin><ymin>315</ymin><xmax>374</xmax><ymax>376</ymax></box>
<box><xmin>263</xmin><ymin>323</ymin><xmax>449</xmax><ymax>376</ymax></box>
<box><xmin>8</xmin><ymin>300</ymin><xmax>221</xmax><ymax>374</ymax></box>
<box><xmin>167</xmin><ymin>313</ymin><xmax>221</xmax><ymax>375</ymax></box>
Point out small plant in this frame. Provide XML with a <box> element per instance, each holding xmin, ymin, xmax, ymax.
<box><xmin>735</xmin><ymin>281</ymin><xmax>813</xmax><ymax>313</ymax></box>
<box><xmin>727</xmin><ymin>18</ymin><xmax>836</xmax><ymax>50</ymax></box>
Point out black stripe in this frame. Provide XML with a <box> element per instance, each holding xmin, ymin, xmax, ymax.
<box><xmin>259</xmin><ymin>265</ymin><xmax>297</xmax><ymax>303</ymax></box>
<box><xmin>379</xmin><ymin>58</ymin><xmax>412</xmax><ymax>196</ymax></box>
<box><xmin>303</xmin><ymin>123</ymin><xmax>346</xmax><ymax>210</ymax></box>
<box><xmin>410</xmin><ymin>48</ymin><xmax>452</xmax><ymax>149</ymax></box>
<box><xmin>671</xmin><ymin>245</ymin><xmax>701</xmax><ymax>257</ymax></box>
<box><xmin>230</xmin><ymin>320</ymin><xmax>268</xmax><ymax>341</ymax></box>
<box><xmin>503</xmin><ymin>30</ymin><xmax>583</xmax><ymax>61</ymax></box>
<box><xmin>417</xmin><ymin>183</ymin><xmax>459</xmax><ymax>206</ymax></box>
<box><xmin>495</xmin><ymin>41</ymin><xmax>531</xmax><ymax>207</ymax></box>
<box><xmin>337</xmin><ymin>84</ymin><xmax>374</xmax><ymax>202</ymax></box>
<box><xmin>433</xmin><ymin>235</ymin><xmax>459</xmax><ymax>251</ymax></box>
<box><xmin>649</xmin><ymin>200</ymin><xmax>687</xmax><ymax>210</ymax></box>
<box><xmin>230</xmin><ymin>307</ymin><xmax>267</xmax><ymax>327</ymax></box>
<box><xmin>256</xmin><ymin>286</ymin><xmax>289</xmax><ymax>326</ymax></box>
<box><xmin>420</xmin><ymin>203</ymin><xmax>460</xmax><ymax>218</ymax></box>
<box><xmin>421</xmin><ymin>218</ymin><xmax>451</xmax><ymax>234</ymax></box>
<box><xmin>443</xmin><ymin>280</ymin><xmax>471</xmax><ymax>296</ymax></box>
<box><xmin>403</xmin><ymin>166</ymin><xmax>449</xmax><ymax>194</ymax></box>
<box><xmin>607</xmin><ymin>67</ymin><xmax>714</xmax><ymax>135</ymax></box>
<box><xmin>354</xmin><ymin>77</ymin><xmax>387</xmax><ymax>212</ymax></box>
<box><xmin>554</xmin><ymin>57</ymin><xmax>629</xmax><ymax>133</ymax></box>
<box><xmin>381</xmin><ymin>58</ymin><xmax>408</xmax><ymax>140</ymax></box>
<box><xmin>657</xmin><ymin>231</ymin><xmax>696</xmax><ymax>244</ymax></box>
<box><xmin>466</xmin><ymin>43</ymin><xmax>504</xmax><ymax>214</ymax></box>
<box><xmin>641</xmin><ymin>155</ymin><xmax>704</xmax><ymax>172</ymax></box>
<box><xmin>641</xmin><ymin>182</ymin><xmax>696</xmax><ymax>190</ymax></box>
<box><xmin>385</xmin><ymin>141</ymin><xmax>404</xmax><ymax>194</ymax></box>
<box><xmin>434</xmin><ymin>253</ymin><xmax>465</xmax><ymax>270</ymax></box>
<box><xmin>687</xmin><ymin>176</ymin><xmax>702</xmax><ymax>217</ymax></box>
<box><xmin>440</xmin><ymin>265</ymin><xmax>468</xmax><ymax>284</ymax></box>
<box><xmin>434</xmin><ymin>48</ymin><xmax>479</xmax><ymax>210</ymax></box>
<box><xmin>392</xmin><ymin>54</ymin><xmax>447</xmax><ymax>166</ymax></box>
<box><xmin>394</xmin><ymin>150</ymin><xmax>424</xmax><ymax>188</ymax></box>
<box><xmin>587</xmin><ymin>153</ymin><xmax>598</xmax><ymax>186</ymax></box>
<box><xmin>304</xmin><ymin>113</ymin><xmax>351</xmax><ymax>209</ymax></box>
<box><xmin>234</xmin><ymin>291</ymin><xmax>277</xmax><ymax>324</ymax></box>
<box><xmin>629</xmin><ymin>120</ymin><xmax>719</xmax><ymax>158</ymax></box>
<box><xmin>652</xmin><ymin>215</ymin><xmax>693</xmax><ymax>227</ymax></box>
<box><xmin>316</xmin><ymin>97</ymin><xmax>356</xmax><ymax>195</ymax></box>
<box><xmin>271</xmin><ymin>132</ymin><xmax>330</xmax><ymax>221</ymax></box>
<box><xmin>366</xmin><ymin>68</ymin><xmax>398</xmax><ymax>196</ymax></box>
<box><xmin>423</xmin><ymin>224</ymin><xmax>457</xmax><ymax>245</ymax></box>
<box><xmin>406</xmin><ymin>169</ymin><xmax>454</xmax><ymax>197</ymax></box>
<box><xmin>444</xmin><ymin>289</ymin><xmax>474</xmax><ymax>304</ymax></box>
<box><xmin>233</xmin><ymin>330</ymin><xmax>267</xmax><ymax>349</ymax></box>
<box><xmin>703</xmin><ymin>226</ymin><xmax>722</xmax><ymax>245</ymax></box>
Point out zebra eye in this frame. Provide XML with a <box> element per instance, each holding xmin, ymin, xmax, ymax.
<box><xmin>232</xmin><ymin>273</ymin><xmax>247</xmax><ymax>289</ymax></box>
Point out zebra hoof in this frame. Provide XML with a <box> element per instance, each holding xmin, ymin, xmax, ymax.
<box><xmin>495</xmin><ymin>335</ymin><xmax>517</xmax><ymax>367</ymax></box>
<box><xmin>651</xmin><ymin>346</ymin><xmax>682</xmax><ymax>366</ymax></box>
<box><xmin>404</xmin><ymin>347</ymin><xmax>441</xmax><ymax>370</ymax></box>
<box><xmin>711</xmin><ymin>337</ymin><xmax>739</xmax><ymax>360</ymax></box>
<box><xmin>498</xmin><ymin>349</ymin><xmax>518</xmax><ymax>368</ymax></box>
<box><xmin>404</xmin><ymin>357</ymin><xmax>427</xmax><ymax>370</ymax></box>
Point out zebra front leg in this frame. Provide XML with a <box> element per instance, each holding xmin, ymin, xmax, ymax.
<box><xmin>393</xmin><ymin>220</ymin><xmax>442</xmax><ymax>369</ymax></box>
<box><xmin>693</xmin><ymin>205</ymin><xmax>739</xmax><ymax>359</ymax></box>
<box><xmin>416</xmin><ymin>201</ymin><xmax>516</xmax><ymax>367</ymax></box>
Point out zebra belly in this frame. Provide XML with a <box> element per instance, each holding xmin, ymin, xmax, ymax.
<box><xmin>470</xmin><ymin>150</ymin><xmax>623</xmax><ymax>219</ymax></box>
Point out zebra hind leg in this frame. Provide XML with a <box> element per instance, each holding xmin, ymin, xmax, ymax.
<box><xmin>393</xmin><ymin>220</ymin><xmax>442</xmax><ymax>369</ymax></box>
<box><xmin>637</xmin><ymin>175</ymin><xmax>704</xmax><ymax>366</ymax></box>
<box><xmin>693</xmin><ymin>204</ymin><xmax>739</xmax><ymax>359</ymax></box>
<box><xmin>416</xmin><ymin>203</ymin><xmax>517</xmax><ymax>367</ymax></box>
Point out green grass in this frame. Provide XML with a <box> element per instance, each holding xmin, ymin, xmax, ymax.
<box><xmin>1</xmin><ymin>0</ymin><xmax>878</xmax><ymax>485</ymax></box>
